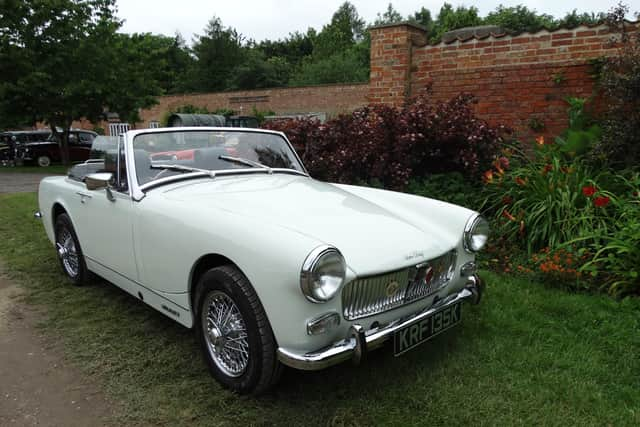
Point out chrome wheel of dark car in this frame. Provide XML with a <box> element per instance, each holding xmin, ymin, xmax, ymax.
<box><xmin>202</xmin><ymin>290</ymin><xmax>250</xmax><ymax>377</ymax></box>
<box><xmin>56</xmin><ymin>228</ymin><xmax>79</xmax><ymax>278</ymax></box>
<box><xmin>37</xmin><ymin>155</ymin><xmax>51</xmax><ymax>167</ymax></box>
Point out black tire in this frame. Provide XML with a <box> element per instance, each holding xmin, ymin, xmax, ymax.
<box><xmin>54</xmin><ymin>213</ymin><xmax>90</xmax><ymax>286</ymax></box>
<box><xmin>194</xmin><ymin>265</ymin><xmax>283</xmax><ymax>394</ymax></box>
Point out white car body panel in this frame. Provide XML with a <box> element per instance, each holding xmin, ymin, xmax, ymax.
<box><xmin>37</xmin><ymin>128</ymin><xmax>482</xmax><ymax>355</ymax></box>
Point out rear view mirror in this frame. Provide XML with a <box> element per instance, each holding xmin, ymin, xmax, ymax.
<box><xmin>85</xmin><ymin>172</ymin><xmax>113</xmax><ymax>191</ymax></box>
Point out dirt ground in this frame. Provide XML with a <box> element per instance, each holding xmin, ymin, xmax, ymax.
<box><xmin>0</xmin><ymin>263</ymin><xmax>115</xmax><ymax>426</ymax></box>
<box><xmin>0</xmin><ymin>173</ymin><xmax>54</xmax><ymax>194</ymax></box>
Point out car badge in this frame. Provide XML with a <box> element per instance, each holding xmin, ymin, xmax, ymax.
<box><xmin>424</xmin><ymin>266</ymin><xmax>434</xmax><ymax>285</ymax></box>
<box><xmin>385</xmin><ymin>281</ymin><xmax>400</xmax><ymax>298</ymax></box>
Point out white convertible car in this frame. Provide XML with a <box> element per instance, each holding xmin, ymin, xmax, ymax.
<box><xmin>36</xmin><ymin>128</ymin><xmax>488</xmax><ymax>394</ymax></box>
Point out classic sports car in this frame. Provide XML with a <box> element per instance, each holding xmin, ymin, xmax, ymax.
<box><xmin>36</xmin><ymin>128</ymin><xmax>488</xmax><ymax>394</ymax></box>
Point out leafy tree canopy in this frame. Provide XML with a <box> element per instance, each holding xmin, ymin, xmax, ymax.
<box><xmin>0</xmin><ymin>0</ymin><xmax>164</xmax><ymax>162</ymax></box>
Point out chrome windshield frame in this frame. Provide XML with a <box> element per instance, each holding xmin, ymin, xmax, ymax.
<box><xmin>124</xmin><ymin>127</ymin><xmax>310</xmax><ymax>201</ymax></box>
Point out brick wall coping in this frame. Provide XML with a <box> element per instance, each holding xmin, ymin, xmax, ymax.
<box><xmin>160</xmin><ymin>81</ymin><xmax>370</xmax><ymax>100</ymax></box>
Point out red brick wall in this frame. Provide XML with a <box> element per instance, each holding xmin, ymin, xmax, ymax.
<box><xmin>370</xmin><ymin>23</ymin><xmax>627</xmax><ymax>141</ymax></box>
<box><xmin>137</xmin><ymin>83</ymin><xmax>369</xmax><ymax>128</ymax></box>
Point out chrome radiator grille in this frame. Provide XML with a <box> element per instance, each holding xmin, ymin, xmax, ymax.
<box><xmin>342</xmin><ymin>250</ymin><xmax>457</xmax><ymax>320</ymax></box>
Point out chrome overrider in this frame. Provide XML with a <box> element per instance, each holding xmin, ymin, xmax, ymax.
<box><xmin>277</xmin><ymin>274</ymin><xmax>484</xmax><ymax>370</ymax></box>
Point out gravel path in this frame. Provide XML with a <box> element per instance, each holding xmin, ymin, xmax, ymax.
<box><xmin>0</xmin><ymin>173</ymin><xmax>57</xmax><ymax>194</ymax></box>
<box><xmin>0</xmin><ymin>263</ymin><xmax>116</xmax><ymax>426</ymax></box>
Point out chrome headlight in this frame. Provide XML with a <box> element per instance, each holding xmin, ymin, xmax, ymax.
<box><xmin>300</xmin><ymin>245</ymin><xmax>346</xmax><ymax>303</ymax></box>
<box><xmin>464</xmin><ymin>214</ymin><xmax>489</xmax><ymax>253</ymax></box>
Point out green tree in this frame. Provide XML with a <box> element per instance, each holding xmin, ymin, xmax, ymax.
<box><xmin>0</xmin><ymin>0</ymin><xmax>161</xmax><ymax>164</ymax></box>
<box><xmin>227</xmin><ymin>50</ymin><xmax>291</xmax><ymax>90</ymax></box>
<box><xmin>430</xmin><ymin>3</ymin><xmax>483</xmax><ymax>41</ymax></box>
<box><xmin>485</xmin><ymin>5</ymin><xmax>555</xmax><ymax>33</ymax></box>
<box><xmin>313</xmin><ymin>1</ymin><xmax>365</xmax><ymax>59</ymax></box>
<box><xmin>374</xmin><ymin>3</ymin><xmax>404</xmax><ymax>26</ymax></box>
<box><xmin>289</xmin><ymin>47</ymin><xmax>369</xmax><ymax>86</ymax></box>
<box><xmin>555</xmin><ymin>10</ymin><xmax>605</xmax><ymax>28</ymax></box>
<box><xmin>187</xmin><ymin>16</ymin><xmax>245</xmax><ymax>92</ymax></box>
<box><xmin>411</xmin><ymin>7</ymin><xmax>434</xmax><ymax>34</ymax></box>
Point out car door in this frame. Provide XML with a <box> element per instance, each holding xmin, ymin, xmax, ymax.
<box><xmin>75</xmin><ymin>138</ymin><xmax>138</xmax><ymax>282</ymax></box>
<box><xmin>69</xmin><ymin>132</ymin><xmax>94</xmax><ymax>162</ymax></box>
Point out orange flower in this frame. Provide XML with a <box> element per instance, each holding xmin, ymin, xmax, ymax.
<box><xmin>502</xmin><ymin>209</ymin><xmax>516</xmax><ymax>221</ymax></box>
<box><xmin>542</xmin><ymin>164</ymin><xmax>553</xmax><ymax>175</ymax></box>
<box><xmin>483</xmin><ymin>170</ymin><xmax>494</xmax><ymax>183</ymax></box>
<box><xmin>536</xmin><ymin>136</ymin><xmax>545</xmax><ymax>146</ymax></box>
<box><xmin>515</xmin><ymin>176</ymin><xmax>526</xmax><ymax>186</ymax></box>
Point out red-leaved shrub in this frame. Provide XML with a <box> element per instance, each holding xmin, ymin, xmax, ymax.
<box><xmin>264</xmin><ymin>90</ymin><xmax>507</xmax><ymax>189</ymax></box>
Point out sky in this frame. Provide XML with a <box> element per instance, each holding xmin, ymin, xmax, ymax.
<box><xmin>117</xmin><ymin>0</ymin><xmax>640</xmax><ymax>43</ymax></box>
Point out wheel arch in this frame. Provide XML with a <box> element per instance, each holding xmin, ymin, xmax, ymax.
<box><xmin>189</xmin><ymin>253</ymin><xmax>241</xmax><ymax>313</ymax></box>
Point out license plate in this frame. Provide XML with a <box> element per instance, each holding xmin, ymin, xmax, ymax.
<box><xmin>393</xmin><ymin>302</ymin><xmax>462</xmax><ymax>356</ymax></box>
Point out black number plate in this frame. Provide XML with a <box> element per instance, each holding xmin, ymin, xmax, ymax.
<box><xmin>393</xmin><ymin>302</ymin><xmax>461</xmax><ymax>356</ymax></box>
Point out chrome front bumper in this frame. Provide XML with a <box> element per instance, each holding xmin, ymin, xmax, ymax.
<box><xmin>277</xmin><ymin>275</ymin><xmax>484</xmax><ymax>371</ymax></box>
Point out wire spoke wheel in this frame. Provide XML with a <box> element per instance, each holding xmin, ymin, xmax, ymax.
<box><xmin>202</xmin><ymin>290</ymin><xmax>249</xmax><ymax>377</ymax></box>
<box><xmin>56</xmin><ymin>227</ymin><xmax>79</xmax><ymax>277</ymax></box>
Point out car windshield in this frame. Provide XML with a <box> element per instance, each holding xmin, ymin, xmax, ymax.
<box><xmin>132</xmin><ymin>130</ymin><xmax>305</xmax><ymax>186</ymax></box>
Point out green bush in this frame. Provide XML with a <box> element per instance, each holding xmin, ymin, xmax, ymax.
<box><xmin>590</xmin><ymin>4</ymin><xmax>640</xmax><ymax>168</ymax></box>
<box><xmin>572</xmin><ymin>173</ymin><xmax>640</xmax><ymax>296</ymax></box>
<box><xmin>406</xmin><ymin>173</ymin><xmax>483</xmax><ymax>210</ymax></box>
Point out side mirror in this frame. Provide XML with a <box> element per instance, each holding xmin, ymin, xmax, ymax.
<box><xmin>85</xmin><ymin>172</ymin><xmax>113</xmax><ymax>190</ymax></box>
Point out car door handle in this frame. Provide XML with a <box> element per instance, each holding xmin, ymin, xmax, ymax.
<box><xmin>76</xmin><ymin>191</ymin><xmax>92</xmax><ymax>203</ymax></box>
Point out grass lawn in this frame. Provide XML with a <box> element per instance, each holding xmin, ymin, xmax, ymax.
<box><xmin>0</xmin><ymin>192</ymin><xmax>638</xmax><ymax>426</ymax></box>
<box><xmin>0</xmin><ymin>164</ymin><xmax>67</xmax><ymax>174</ymax></box>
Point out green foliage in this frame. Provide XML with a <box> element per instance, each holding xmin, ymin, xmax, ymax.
<box><xmin>374</xmin><ymin>3</ymin><xmax>404</xmax><ymax>26</ymax></box>
<box><xmin>406</xmin><ymin>173</ymin><xmax>483</xmax><ymax>210</ymax></box>
<box><xmin>483</xmin><ymin>141</ymin><xmax>611</xmax><ymax>254</ymax></box>
<box><xmin>312</xmin><ymin>1</ymin><xmax>366</xmax><ymax>60</ymax></box>
<box><xmin>186</xmin><ymin>16</ymin><xmax>245</xmax><ymax>92</ymax></box>
<box><xmin>429</xmin><ymin>3</ymin><xmax>482</xmax><ymax>42</ymax></box>
<box><xmin>0</xmin><ymin>0</ymin><xmax>161</xmax><ymax>163</ymax></box>
<box><xmin>589</xmin><ymin>3</ymin><xmax>640</xmax><ymax>169</ymax></box>
<box><xmin>554</xmin><ymin>97</ymin><xmax>601</xmax><ymax>157</ymax></box>
<box><xmin>485</xmin><ymin>5</ymin><xmax>555</xmax><ymax>33</ymax></box>
<box><xmin>410</xmin><ymin>7</ymin><xmax>434</xmax><ymax>33</ymax></box>
<box><xmin>226</xmin><ymin>50</ymin><xmax>291</xmax><ymax>90</ymax></box>
<box><xmin>289</xmin><ymin>47</ymin><xmax>369</xmax><ymax>86</ymax></box>
<box><xmin>556</xmin><ymin>10</ymin><xmax>605</xmax><ymax>28</ymax></box>
<box><xmin>575</xmin><ymin>173</ymin><xmax>640</xmax><ymax>296</ymax></box>
<box><xmin>528</xmin><ymin>117</ymin><xmax>545</xmax><ymax>132</ymax></box>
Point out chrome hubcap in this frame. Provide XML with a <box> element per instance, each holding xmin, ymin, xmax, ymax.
<box><xmin>202</xmin><ymin>291</ymin><xmax>249</xmax><ymax>377</ymax></box>
<box><xmin>56</xmin><ymin>228</ymin><xmax>78</xmax><ymax>277</ymax></box>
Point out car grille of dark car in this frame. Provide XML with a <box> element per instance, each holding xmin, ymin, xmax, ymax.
<box><xmin>341</xmin><ymin>250</ymin><xmax>457</xmax><ymax>320</ymax></box>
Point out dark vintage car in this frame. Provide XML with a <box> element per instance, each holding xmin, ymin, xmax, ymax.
<box><xmin>20</xmin><ymin>130</ymin><xmax>98</xmax><ymax>167</ymax></box>
<box><xmin>1</xmin><ymin>130</ymin><xmax>51</xmax><ymax>165</ymax></box>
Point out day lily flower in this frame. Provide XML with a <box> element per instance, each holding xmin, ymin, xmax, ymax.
<box><xmin>515</xmin><ymin>176</ymin><xmax>526</xmax><ymax>186</ymax></box>
<box><xmin>483</xmin><ymin>170</ymin><xmax>494</xmax><ymax>183</ymax></box>
<box><xmin>582</xmin><ymin>186</ymin><xmax>597</xmax><ymax>197</ymax></box>
<box><xmin>498</xmin><ymin>156</ymin><xmax>510</xmax><ymax>169</ymax></box>
<box><xmin>536</xmin><ymin>136</ymin><xmax>545</xmax><ymax>146</ymax></box>
<box><xmin>593</xmin><ymin>196</ymin><xmax>610</xmax><ymax>207</ymax></box>
<box><xmin>502</xmin><ymin>209</ymin><xmax>516</xmax><ymax>221</ymax></box>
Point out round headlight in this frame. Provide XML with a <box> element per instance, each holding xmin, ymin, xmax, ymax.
<box><xmin>464</xmin><ymin>215</ymin><xmax>489</xmax><ymax>252</ymax></box>
<box><xmin>300</xmin><ymin>246</ymin><xmax>346</xmax><ymax>303</ymax></box>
